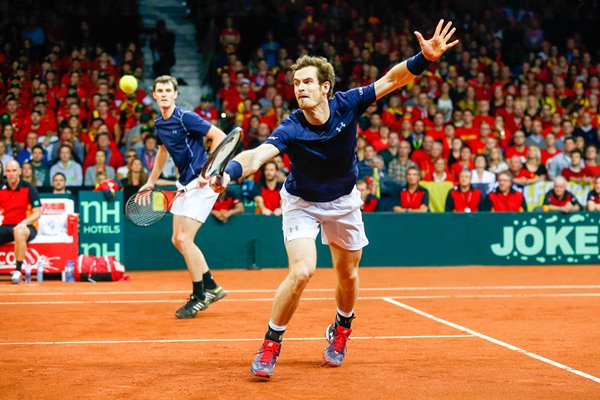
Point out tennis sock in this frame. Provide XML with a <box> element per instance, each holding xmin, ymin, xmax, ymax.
<box><xmin>202</xmin><ymin>271</ymin><xmax>217</xmax><ymax>290</ymax></box>
<box><xmin>192</xmin><ymin>281</ymin><xmax>205</xmax><ymax>300</ymax></box>
<box><xmin>15</xmin><ymin>261</ymin><xmax>23</xmax><ymax>272</ymax></box>
<box><xmin>335</xmin><ymin>310</ymin><xmax>355</xmax><ymax>329</ymax></box>
<box><xmin>265</xmin><ymin>321</ymin><xmax>286</xmax><ymax>343</ymax></box>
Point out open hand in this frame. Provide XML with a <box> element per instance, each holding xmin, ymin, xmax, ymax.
<box><xmin>414</xmin><ymin>19</ymin><xmax>459</xmax><ymax>62</ymax></box>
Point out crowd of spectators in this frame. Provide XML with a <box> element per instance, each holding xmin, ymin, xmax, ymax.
<box><xmin>198</xmin><ymin>0</ymin><xmax>600</xmax><ymax>215</ymax></box>
<box><xmin>1</xmin><ymin>0</ymin><xmax>600</xmax><ymax>218</ymax></box>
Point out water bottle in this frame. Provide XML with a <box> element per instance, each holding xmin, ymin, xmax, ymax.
<box><xmin>66</xmin><ymin>261</ymin><xmax>76</xmax><ymax>283</ymax></box>
<box><xmin>25</xmin><ymin>264</ymin><xmax>32</xmax><ymax>284</ymax></box>
<box><xmin>36</xmin><ymin>260</ymin><xmax>44</xmax><ymax>283</ymax></box>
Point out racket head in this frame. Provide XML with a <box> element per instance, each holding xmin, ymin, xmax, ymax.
<box><xmin>125</xmin><ymin>189</ymin><xmax>170</xmax><ymax>227</ymax></box>
<box><xmin>201</xmin><ymin>127</ymin><xmax>243</xmax><ymax>178</ymax></box>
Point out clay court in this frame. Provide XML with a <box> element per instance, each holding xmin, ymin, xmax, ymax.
<box><xmin>2</xmin><ymin>266</ymin><xmax>600</xmax><ymax>399</ymax></box>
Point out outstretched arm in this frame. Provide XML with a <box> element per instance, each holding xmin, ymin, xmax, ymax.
<box><xmin>210</xmin><ymin>143</ymin><xmax>280</xmax><ymax>192</ymax></box>
<box><xmin>374</xmin><ymin>19</ymin><xmax>458</xmax><ymax>100</ymax></box>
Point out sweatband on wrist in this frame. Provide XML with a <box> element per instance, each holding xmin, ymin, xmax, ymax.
<box><xmin>406</xmin><ymin>52</ymin><xmax>432</xmax><ymax>76</ymax></box>
<box><xmin>224</xmin><ymin>160</ymin><xmax>243</xmax><ymax>181</ymax></box>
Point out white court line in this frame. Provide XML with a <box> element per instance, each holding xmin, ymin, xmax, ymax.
<box><xmin>2</xmin><ymin>293</ymin><xmax>600</xmax><ymax>305</ymax></box>
<box><xmin>382</xmin><ymin>297</ymin><xmax>600</xmax><ymax>384</ymax></box>
<box><xmin>0</xmin><ymin>334</ymin><xmax>474</xmax><ymax>346</ymax></box>
<box><xmin>2</xmin><ymin>285</ymin><xmax>600</xmax><ymax>296</ymax></box>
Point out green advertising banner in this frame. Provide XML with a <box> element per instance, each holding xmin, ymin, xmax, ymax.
<box><xmin>122</xmin><ymin>211</ymin><xmax>600</xmax><ymax>270</ymax></box>
<box><xmin>79</xmin><ymin>191</ymin><xmax>124</xmax><ymax>260</ymax></box>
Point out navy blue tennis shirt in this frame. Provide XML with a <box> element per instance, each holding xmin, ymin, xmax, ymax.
<box><xmin>154</xmin><ymin>107</ymin><xmax>212</xmax><ymax>186</ymax></box>
<box><xmin>266</xmin><ymin>84</ymin><xmax>376</xmax><ymax>202</ymax></box>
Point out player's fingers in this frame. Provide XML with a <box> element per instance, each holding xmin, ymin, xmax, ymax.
<box><xmin>434</xmin><ymin>19</ymin><xmax>444</xmax><ymax>37</ymax></box>
<box><xmin>414</xmin><ymin>31</ymin><xmax>425</xmax><ymax>45</ymax></box>
<box><xmin>440</xmin><ymin>20</ymin><xmax>452</xmax><ymax>37</ymax></box>
<box><xmin>444</xmin><ymin>27</ymin><xmax>457</xmax><ymax>42</ymax></box>
<box><xmin>446</xmin><ymin>39</ymin><xmax>460</xmax><ymax>48</ymax></box>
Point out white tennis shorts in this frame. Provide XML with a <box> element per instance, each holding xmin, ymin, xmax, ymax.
<box><xmin>280</xmin><ymin>186</ymin><xmax>369</xmax><ymax>251</ymax></box>
<box><xmin>170</xmin><ymin>183</ymin><xmax>219</xmax><ymax>223</ymax></box>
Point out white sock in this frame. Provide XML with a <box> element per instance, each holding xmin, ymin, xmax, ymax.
<box><xmin>337</xmin><ymin>308</ymin><xmax>354</xmax><ymax>318</ymax></box>
<box><xmin>268</xmin><ymin>320</ymin><xmax>287</xmax><ymax>332</ymax></box>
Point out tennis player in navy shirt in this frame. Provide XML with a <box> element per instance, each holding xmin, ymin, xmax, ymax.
<box><xmin>141</xmin><ymin>75</ymin><xmax>228</xmax><ymax>319</ymax></box>
<box><xmin>210</xmin><ymin>20</ymin><xmax>459</xmax><ymax>378</ymax></box>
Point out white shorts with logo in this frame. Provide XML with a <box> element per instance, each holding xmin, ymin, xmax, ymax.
<box><xmin>280</xmin><ymin>186</ymin><xmax>369</xmax><ymax>251</ymax></box>
<box><xmin>170</xmin><ymin>182</ymin><xmax>219</xmax><ymax>223</ymax></box>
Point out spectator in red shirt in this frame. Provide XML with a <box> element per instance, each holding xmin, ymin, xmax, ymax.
<box><xmin>363</xmin><ymin>113</ymin><xmax>382</xmax><ymax>145</ymax></box>
<box><xmin>485</xmin><ymin>171</ymin><xmax>527</xmax><ymax>212</ymax></box>
<box><xmin>393</xmin><ymin>167</ymin><xmax>429</xmax><ymax>213</ymax></box>
<box><xmin>357</xmin><ymin>179</ymin><xmax>378</xmax><ymax>213</ymax></box>
<box><xmin>508</xmin><ymin>155</ymin><xmax>539</xmax><ymax>186</ymax></box>
<box><xmin>584</xmin><ymin>145</ymin><xmax>600</xmax><ymax>177</ymax></box>
<box><xmin>456</xmin><ymin>109</ymin><xmax>478</xmax><ymax>143</ymax></box>
<box><xmin>505</xmin><ymin>130</ymin><xmax>528</xmax><ymax>163</ymax></box>
<box><xmin>542</xmin><ymin>176</ymin><xmax>581</xmax><ymax>213</ymax></box>
<box><xmin>0</xmin><ymin>160</ymin><xmax>42</xmax><ymax>284</ymax></box>
<box><xmin>541</xmin><ymin>132</ymin><xmax>562</xmax><ymax>166</ymax></box>
<box><xmin>445</xmin><ymin>168</ymin><xmax>482</xmax><ymax>212</ymax></box>
<box><xmin>450</xmin><ymin>145</ymin><xmax>474</xmax><ymax>180</ymax></box>
<box><xmin>586</xmin><ymin>176</ymin><xmax>600</xmax><ymax>211</ymax></box>
<box><xmin>254</xmin><ymin>160</ymin><xmax>282</xmax><ymax>216</ymax></box>
<box><xmin>93</xmin><ymin>170</ymin><xmax>119</xmax><ymax>201</ymax></box>
<box><xmin>211</xmin><ymin>188</ymin><xmax>245</xmax><ymax>223</ymax></box>
<box><xmin>424</xmin><ymin>157</ymin><xmax>453</xmax><ymax>182</ymax></box>
<box><xmin>561</xmin><ymin>149</ymin><xmax>592</xmax><ymax>183</ymax></box>
<box><xmin>83</xmin><ymin>132</ymin><xmax>125</xmax><ymax>172</ymax></box>
<box><xmin>427</xmin><ymin>112</ymin><xmax>445</xmax><ymax>140</ymax></box>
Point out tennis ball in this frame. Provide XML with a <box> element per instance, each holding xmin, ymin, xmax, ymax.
<box><xmin>119</xmin><ymin>75</ymin><xmax>138</xmax><ymax>94</ymax></box>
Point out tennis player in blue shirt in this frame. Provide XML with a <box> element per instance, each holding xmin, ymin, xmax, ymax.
<box><xmin>141</xmin><ymin>75</ymin><xmax>228</xmax><ymax>319</ymax></box>
<box><xmin>211</xmin><ymin>20</ymin><xmax>458</xmax><ymax>378</ymax></box>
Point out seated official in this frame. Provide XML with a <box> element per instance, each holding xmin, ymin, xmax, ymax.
<box><xmin>0</xmin><ymin>161</ymin><xmax>42</xmax><ymax>284</ymax></box>
<box><xmin>485</xmin><ymin>171</ymin><xmax>527</xmax><ymax>212</ymax></box>
<box><xmin>393</xmin><ymin>167</ymin><xmax>429</xmax><ymax>213</ymax></box>
<box><xmin>586</xmin><ymin>176</ymin><xmax>600</xmax><ymax>211</ymax></box>
<box><xmin>542</xmin><ymin>176</ymin><xmax>581</xmax><ymax>213</ymax></box>
<box><xmin>445</xmin><ymin>168</ymin><xmax>482</xmax><ymax>212</ymax></box>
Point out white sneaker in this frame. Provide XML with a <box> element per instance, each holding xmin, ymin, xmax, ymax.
<box><xmin>11</xmin><ymin>270</ymin><xmax>22</xmax><ymax>284</ymax></box>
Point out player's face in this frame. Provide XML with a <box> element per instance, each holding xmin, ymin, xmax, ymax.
<box><xmin>153</xmin><ymin>82</ymin><xmax>178</xmax><ymax>109</ymax></box>
<box><xmin>293</xmin><ymin>66</ymin><xmax>329</xmax><ymax>110</ymax></box>
<box><xmin>595</xmin><ymin>178</ymin><xmax>600</xmax><ymax>193</ymax></box>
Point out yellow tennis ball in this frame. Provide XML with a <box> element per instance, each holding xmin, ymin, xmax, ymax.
<box><xmin>119</xmin><ymin>75</ymin><xmax>138</xmax><ymax>94</ymax></box>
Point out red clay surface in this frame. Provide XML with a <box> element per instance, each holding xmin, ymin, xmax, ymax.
<box><xmin>1</xmin><ymin>266</ymin><xmax>599</xmax><ymax>399</ymax></box>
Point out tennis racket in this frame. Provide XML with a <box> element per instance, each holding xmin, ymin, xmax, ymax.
<box><xmin>201</xmin><ymin>127</ymin><xmax>243</xmax><ymax>178</ymax></box>
<box><xmin>125</xmin><ymin>179</ymin><xmax>198</xmax><ymax>227</ymax></box>
<box><xmin>126</xmin><ymin>127</ymin><xmax>243</xmax><ymax>227</ymax></box>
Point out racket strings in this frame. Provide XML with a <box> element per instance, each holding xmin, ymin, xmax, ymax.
<box><xmin>125</xmin><ymin>191</ymin><xmax>169</xmax><ymax>226</ymax></box>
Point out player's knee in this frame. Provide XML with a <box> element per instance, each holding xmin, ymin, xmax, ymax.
<box><xmin>171</xmin><ymin>233</ymin><xmax>191</xmax><ymax>250</ymax></box>
<box><xmin>337</xmin><ymin>266</ymin><xmax>359</xmax><ymax>282</ymax></box>
<box><xmin>288</xmin><ymin>266</ymin><xmax>314</xmax><ymax>289</ymax></box>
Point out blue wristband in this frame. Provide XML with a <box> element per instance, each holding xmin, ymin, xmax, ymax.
<box><xmin>224</xmin><ymin>160</ymin><xmax>243</xmax><ymax>181</ymax></box>
<box><xmin>406</xmin><ymin>52</ymin><xmax>432</xmax><ymax>76</ymax></box>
